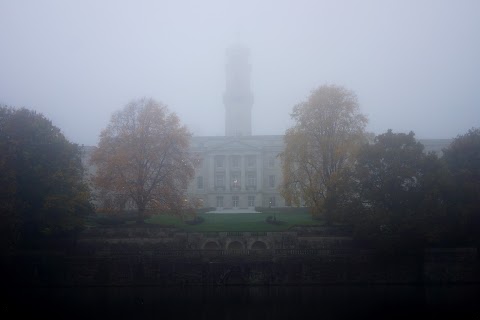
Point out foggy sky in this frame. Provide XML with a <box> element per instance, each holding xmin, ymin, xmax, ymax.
<box><xmin>1</xmin><ymin>0</ymin><xmax>479</xmax><ymax>146</ymax></box>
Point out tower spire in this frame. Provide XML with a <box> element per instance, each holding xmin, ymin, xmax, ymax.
<box><xmin>223</xmin><ymin>44</ymin><xmax>253</xmax><ymax>136</ymax></box>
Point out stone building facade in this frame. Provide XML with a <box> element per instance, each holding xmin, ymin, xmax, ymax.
<box><xmin>187</xmin><ymin>135</ymin><xmax>285</xmax><ymax>209</ymax></box>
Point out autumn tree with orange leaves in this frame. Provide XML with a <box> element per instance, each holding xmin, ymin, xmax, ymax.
<box><xmin>91</xmin><ymin>98</ymin><xmax>196</xmax><ymax>223</ymax></box>
<box><xmin>280</xmin><ymin>85</ymin><xmax>368</xmax><ymax>224</ymax></box>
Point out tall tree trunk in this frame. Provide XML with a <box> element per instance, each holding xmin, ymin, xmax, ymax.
<box><xmin>137</xmin><ymin>203</ymin><xmax>146</xmax><ymax>224</ymax></box>
<box><xmin>324</xmin><ymin>187</ymin><xmax>337</xmax><ymax>226</ymax></box>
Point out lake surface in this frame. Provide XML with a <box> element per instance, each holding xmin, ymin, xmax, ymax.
<box><xmin>4</xmin><ymin>284</ymin><xmax>479</xmax><ymax>319</ymax></box>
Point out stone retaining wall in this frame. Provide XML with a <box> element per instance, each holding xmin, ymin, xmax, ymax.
<box><xmin>2</xmin><ymin>246</ymin><xmax>478</xmax><ymax>287</ymax></box>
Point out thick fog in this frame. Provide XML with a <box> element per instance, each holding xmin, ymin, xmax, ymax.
<box><xmin>1</xmin><ymin>0</ymin><xmax>479</xmax><ymax>146</ymax></box>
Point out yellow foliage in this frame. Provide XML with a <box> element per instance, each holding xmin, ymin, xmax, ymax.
<box><xmin>280</xmin><ymin>85</ymin><xmax>368</xmax><ymax>223</ymax></box>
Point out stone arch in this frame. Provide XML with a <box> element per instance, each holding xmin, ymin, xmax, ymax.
<box><xmin>250</xmin><ymin>240</ymin><xmax>268</xmax><ymax>250</ymax></box>
<box><xmin>227</xmin><ymin>241</ymin><xmax>244</xmax><ymax>251</ymax></box>
<box><xmin>203</xmin><ymin>241</ymin><xmax>220</xmax><ymax>250</ymax></box>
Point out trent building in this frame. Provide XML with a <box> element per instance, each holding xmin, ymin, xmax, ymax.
<box><xmin>186</xmin><ymin>44</ymin><xmax>286</xmax><ymax>210</ymax></box>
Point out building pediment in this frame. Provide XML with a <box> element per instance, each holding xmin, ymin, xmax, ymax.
<box><xmin>209</xmin><ymin>138</ymin><xmax>260</xmax><ymax>152</ymax></box>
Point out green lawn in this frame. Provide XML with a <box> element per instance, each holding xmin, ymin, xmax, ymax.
<box><xmin>146</xmin><ymin>211</ymin><xmax>323</xmax><ymax>232</ymax></box>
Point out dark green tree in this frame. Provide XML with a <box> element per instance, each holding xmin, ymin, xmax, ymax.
<box><xmin>350</xmin><ymin>130</ymin><xmax>446</xmax><ymax>251</ymax></box>
<box><xmin>442</xmin><ymin>127</ymin><xmax>480</xmax><ymax>246</ymax></box>
<box><xmin>0</xmin><ymin>106</ymin><xmax>93</xmax><ymax>251</ymax></box>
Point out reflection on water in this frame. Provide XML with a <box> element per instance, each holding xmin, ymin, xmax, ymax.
<box><xmin>4</xmin><ymin>285</ymin><xmax>479</xmax><ymax>319</ymax></box>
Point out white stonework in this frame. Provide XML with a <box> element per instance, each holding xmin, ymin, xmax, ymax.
<box><xmin>186</xmin><ymin>135</ymin><xmax>285</xmax><ymax>209</ymax></box>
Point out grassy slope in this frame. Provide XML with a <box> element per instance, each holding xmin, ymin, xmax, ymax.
<box><xmin>146</xmin><ymin>212</ymin><xmax>323</xmax><ymax>232</ymax></box>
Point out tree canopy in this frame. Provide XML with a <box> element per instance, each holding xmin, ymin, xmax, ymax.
<box><xmin>91</xmin><ymin>98</ymin><xmax>196</xmax><ymax>222</ymax></box>
<box><xmin>349</xmin><ymin>130</ymin><xmax>447</xmax><ymax>250</ymax></box>
<box><xmin>441</xmin><ymin>127</ymin><xmax>480</xmax><ymax>246</ymax></box>
<box><xmin>0</xmin><ymin>106</ymin><xmax>93</xmax><ymax>250</ymax></box>
<box><xmin>280</xmin><ymin>84</ymin><xmax>368</xmax><ymax>224</ymax></box>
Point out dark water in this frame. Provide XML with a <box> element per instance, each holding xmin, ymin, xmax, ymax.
<box><xmin>3</xmin><ymin>285</ymin><xmax>479</xmax><ymax>320</ymax></box>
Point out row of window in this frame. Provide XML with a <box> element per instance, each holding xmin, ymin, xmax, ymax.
<box><xmin>215</xmin><ymin>196</ymin><xmax>276</xmax><ymax>207</ymax></box>
<box><xmin>197</xmin><ymin>174</ymin><xmax>276</xmax><ymax>189</ymax></box>
<box><xmin>214</xmin><ymin>155</ymin><xmax>276</xmax><ymax>168</ymax></box>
